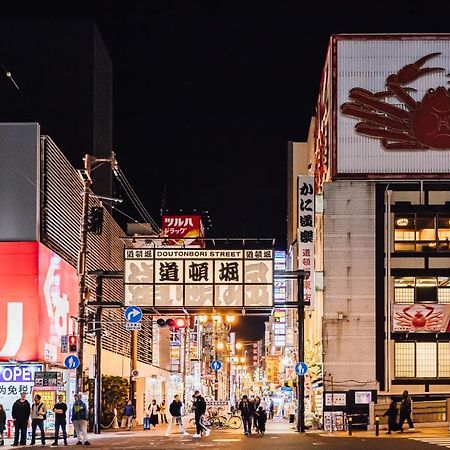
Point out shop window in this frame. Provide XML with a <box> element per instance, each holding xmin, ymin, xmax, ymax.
<box><xmin>394</xmin><ymin>213</ymin><xmax>450</xmax><ymax>253</ymax></box>
<box><xmin>395</xmin><ymin>341</ymin><xmax>449</xmax><ymax>379</ymax></box>
<box><xmin>416</xmin><ymin>342</ymin><xmax>437</xmax><ymax>378</ymax></box>
<box><xmin>438</xmin><ymin>342</ymin><xmax>450</xmax><ymax>378</ymax></box>
<box><xmin>394</xmin><ymin>342</ymin><xmax>415</xmax><ymax>378</ymax></box>
<box><xmin>394</xmin><ymin>277</ymin><xmax>450</xmax><ymax>304</ymax></box>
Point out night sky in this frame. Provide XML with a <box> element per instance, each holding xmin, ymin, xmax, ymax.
<box><xmin>3</xmin><ymin>1</ymin><xmax>450</xmax><ymax>340</ymax></box>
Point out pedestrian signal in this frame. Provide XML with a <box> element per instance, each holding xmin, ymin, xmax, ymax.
<box><xmin>68</xmin><ymin>335</ymin><xmax>78</xmax><ymax>352</ymax></box>
<box><xmin>156</xmin><ymin>317</ymin><xmax>187</xmax><ymax>329</ymax></box>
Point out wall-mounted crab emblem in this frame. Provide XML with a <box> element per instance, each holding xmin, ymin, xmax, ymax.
<box><xmin>340</xmin><ymin>52</ymin><xmax>450</xmax><ymax>150</ymax></box>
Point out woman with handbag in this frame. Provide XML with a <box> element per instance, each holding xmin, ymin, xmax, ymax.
<box><xmin>148</xmin><ymin>399</ymin><xmax>159</xmax><ymax>429</ymax></box>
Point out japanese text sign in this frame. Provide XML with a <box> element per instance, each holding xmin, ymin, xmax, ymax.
<box><xmin>124</xmin><ymin>249</ymin><xmax>273</xmax><ymax>309</ymax></box>
<box><xmin>297</xmin><ymin>176</ymin><xmax>315</xmax><ymax>308</ymax></box>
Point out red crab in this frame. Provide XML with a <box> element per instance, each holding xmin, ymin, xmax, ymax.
<box><xmin>340</xmin><ymin>52</ymin><xmax>450</xmax><ymax>150</ymax></box>
<box><xmin>394</xmin><ymin>304</ymin><xmax>443</xmax><ymax>329</ymax></box>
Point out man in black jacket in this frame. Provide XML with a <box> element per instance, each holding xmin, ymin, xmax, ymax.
<box><xmin>239</xmin><ymin>395</ymin><xmax>255</xmax><ymax>435</ymax></box>
<box><xmin>12</xmin><ymin>392</ymin><xmax>31</xmax><ymax>447</ymax></box>
<box><xmin>165</xmin><ymin>394</ymin><xmax>189</xmax><ymax>436</ymax></box>
<box><xmin>52</xmin><ymin>393</ymin><xmax>68</xmax><ymax>445</ymax></box>
<box><xmin>192</xmin><ymin>391</ymin><xmax>209</xmax><ymax>438</ymax></box>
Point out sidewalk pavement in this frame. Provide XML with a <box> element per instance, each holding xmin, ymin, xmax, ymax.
<box><xmin>323</xmin><ymin>425</ymin><xmax>450</xmax><ymax>439</ymax></box>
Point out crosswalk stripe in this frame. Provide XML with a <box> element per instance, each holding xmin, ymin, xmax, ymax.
<box><xmin>410</xmin><ymin>437</ymin><xmax>450</xmax><ymax>448</ymax></box>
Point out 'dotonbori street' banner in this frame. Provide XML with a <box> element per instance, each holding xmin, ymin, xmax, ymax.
<box><xmin>124</xmin><ymin>249</ymin><xmax>273</xmax><ymax>309</ymax></box>
<box><xmin>393</xmin><ymin>303</ymin><xmax>450</xmax><ymax>332</ymax></box>
<box><xmin>297</xmin><ymin>175</ymin><xmax>315</xmax><ymax>309</ymax></box>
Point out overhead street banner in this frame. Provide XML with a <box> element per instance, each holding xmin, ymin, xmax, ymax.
<box><xmin>124</xmin><ymin>249</ymin><xmax>273</xmax><ymax>309</ymax></box>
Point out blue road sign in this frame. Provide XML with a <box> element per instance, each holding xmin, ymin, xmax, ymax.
<box><xmin>125</xmin><ymin>306</ymin><xmax>143</xmax><ymax>323</ymax></box>
<box><xmin>210</xmin><ymin>360</ymin><xmax>222</xmax><ymax>371</ymax></box>
<box><xmin>295</xmin><ymin>361</ymin><xmax>308</xmax><ymax>376</ymax></box>
<box><xmin>64</xmin><ymin>355</ymin><xmax>80</xmax><ymax>370</ymax></box>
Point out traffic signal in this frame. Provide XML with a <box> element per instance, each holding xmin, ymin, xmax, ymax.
<box><xmin>61</xmin><ymin>335</ymin><xmax>68</xmax><ymax>353</ymax></box>
<box><xmin>87</xmin><ymin>206</ymin><xmax>103</xmax><ymax>235</ymax></box>
<box><xmin>68</xmin><ymin>335</ymin><xmax>78</xmax><ymax>352</ymax></box>
<box><xmin>156</xmin><ymin>317</ymin><xmax>187</xmax><ymax>329</ymax></box>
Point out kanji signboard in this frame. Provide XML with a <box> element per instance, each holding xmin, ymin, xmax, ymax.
<box><xmin>297</xmin><ymin>176</ymin><xmax>315</xmax><ymax>309</ymax></box>
<box><xmin>124</xmin><ymin>249</ymin><xmax>273</xmax><ymax>309</ymax></box>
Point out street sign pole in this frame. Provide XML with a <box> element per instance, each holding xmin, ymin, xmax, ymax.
<box><xmin>297</xmin><ymin>272</ymin><xmax>305</xmax><ymax>433</ymax></box>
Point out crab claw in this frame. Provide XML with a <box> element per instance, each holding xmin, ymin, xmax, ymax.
<box><xmin>389</xmin><ymin>52</ymin><xmax>445</xmax><ymax>85</ymax></box>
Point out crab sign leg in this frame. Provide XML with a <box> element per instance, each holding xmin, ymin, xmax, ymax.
<box><xmin>347</xmin><ymin>89</ymin><xmax>410</xmax><ymax>120</ymax></box>
<box><xmin>387</xmin><ymin>52</ymin><xmax>445</xmax><ymax>110</ymax></box>
<box><xmin>355</xmin><ymin>123</ymin><xmax>416</xmax><ymax>143</ymax></box>
<box><xmin>340</xmin><ymin>103</ymin><xmax>409</xmax><ymax>130</ymax></box>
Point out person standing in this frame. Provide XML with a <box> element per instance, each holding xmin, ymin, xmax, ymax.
<box><xmin>11</xmin><ymin>392</ymin><xmax>31</xmax><ymax>447</ymax></box>
<box><xmin>253</xmin><ymin>396</ymin><xmax>261</xmax><ymax>432</ymax></box>
<box><xmin>239</xmin><ymin>395</ymin><xmax>255</xmax><ymax>435</ymax></box>
<box><xmin>165</xmin><ymin>394</ymin><xmax>189</xmax><ymax>437</ymax></box>
<box><xmin>52</xmin><ymin>394</ymin><xmax>68</xmax><ymax>446</ymax></box>
<box><xmin>148</xmin><ymin>399</ymin><xmax>159</xmax><ymax>429</ymax></box>
<box><xmin>192</xmin><ymin>390</ymin><xmax>209</xmax><ymax>438</ymax></box>
<box><xmin>159</xmin><ymin>399</ymin><xmax>168</xmax><ymax>424</ymax></box>
<box><xmin>123</xmin><ymin>400</ymin><xmax>136</xmax><ymax>431</ymax></box>
<box><xmin>0</xmin><ymin>404</ymin><xmax>6</xmax><ymax>446</ymax></box>
<box><xmin>30</xmin><ymin>394</ymin><xmax>47</xmax><ymax>446</ymax></box>
<box><xmin>71</xmin><ymin>394</ymin><xmax>90</xmax><ymax>445</ymax></box>
<box><xmin>383</xmin><ymin>397</ymin><xmax>399</xmax><ymax>434</ymax></box>
<box><xmin>268</xmin><ymin>398</ymin><xmax>274</xmax><ymax>420</ymax></box>
<box><xmin>399</xmin><ymin>390</ymin><xmax>414</xmax><ymax>432</ymax></box>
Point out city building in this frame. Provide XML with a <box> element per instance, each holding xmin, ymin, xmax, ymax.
<box><xmin>289</xmin><ymin>34</ymin><xmax>450</xmax><ymax>425</ymax></box>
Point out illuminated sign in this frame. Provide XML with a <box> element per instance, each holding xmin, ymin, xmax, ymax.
<box><xmin>124</xmin><ymin>249</ymin><xmax>273</xmax><ymax>309</ymax></box>
<box><xmin>161</xmin><ymin>215</ymin><xmax>205</xmax><ymax>247</ymax></box>
<box><xmin>0</xmin><ymin>242</ymin><xmax>79</xmax><ymax>362</ymax></box>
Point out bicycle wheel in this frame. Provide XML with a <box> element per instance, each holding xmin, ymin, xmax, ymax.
<box><xmin>216</xmin><ymin>416</ymin><xmax>228</xmax><ymax>430</ymax></box>
<box><xmin>228</xmin><ymin>415</ymin><xmax>242</xmax><ymax>429</ymax></box>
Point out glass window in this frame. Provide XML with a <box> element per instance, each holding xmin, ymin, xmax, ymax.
<box><xmin>415</xmin><ymin>278</ymin><xmax>438</xmax><ymax>303</ymax></box>
<box><xmin>394</xmin><ymin>215</ymin><xmax>415</xmax><ymax>251</ymax></box>
<box><xmin>438</xmin><ymin>342</ymin><xmax>450</xmax><ymax>378</ymax></box>
<box><xmin>438</xmin><ymin>214</ymin><xmax>450</xmax><ymax>250</ymax></box>
<box><xmin>394</xmin><ymin>277</ymin><xmax>450</xmax><ymax>304</ymax></box>
<box><xmin>438</xmin><ymin>278</ymin><xmax>450</xmax><ymax>304</ymax></box>
<box><xmin>395</xmin><ymin>341</ymin><xmax>450</xmax><ymax>379</ymax></box>
<box><xmin>416</xmin><ymin>342</ymin><xmax>437</xmax><ymax>377</ymax></box>
<box><xmin>394</xmin><ymin>342</ymin><xmax>415</xmax><ymax>378</ymax></box>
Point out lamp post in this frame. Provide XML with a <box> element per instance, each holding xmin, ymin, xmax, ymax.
<box><xmin>274</xmin><ymin>269</ymin><xmax>308</xmax><ymax>433</ymax></box>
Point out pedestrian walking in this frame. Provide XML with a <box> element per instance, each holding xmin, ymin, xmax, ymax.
<box><xmin>192</xmin><ymin>390</ymin><xmax>210</xmax><ymax>438</ymax></box>
<box><xmin>11</xmin><ymin>392</ymin><xmax>31</xmax><ymax>447</ymax></box>
<box><xmin>239</xmin><ymin>395</ymin><xmax>255</xmax><ymax>435</ymax></box>
<box><xmin>255</xmin><ymin>406</ymin><xmax>267</xmax><ymax>434</ymax></box>
<box><xmin>159</xmin><ymin>399</ymin><xmax>168</xmax><ymax>424</ymax></box>
<box><xmin>71</xmin><ymin>393</ymin><xmax>91</xmax><ymax>445</ymax></box>
<box><xmin>52</xmin><ymin>394</ymin><xmax>68</xmax><ymax>446</ymax></box>
<box><xmin>165</xmin><ymin>394</ymin><xmax>189</xmax><ymax>437</ymax></box>
<box><xmin>383</xmin><ymin>397</ymin><xmax>399</xmax><ymax>434</ymax></box>
<box><xmin>268</xmin><ymin>398</ymin><xmax>274</xmax><ymax>420</ymax></box>
<box><xmin>399</xmin><ymin>390</ymin><xmax>414</xmax><ymax>432</ymax></box>
<box><xmin>147</xmin><ymin>399</ymin><xmax>159</xmax><ymax>429</ymax></box>
<box><xmin>123</xmin><ymin>400</ymin><xmax>136</xmax><ymax>431</ymax></box>
<box><xmin>253</xmin><ymin>396</ymin><xmax>261</xmax><ymax>431</ymax></box>
<box><xmin>288</xmin><ymin>401</ymin><xmax>296</xmax><ymax>425</ymax></box>
<box><xmin>0</xmin><ymin>404</ymin><xmax>6</xmax><ymax>446</ymax></box>
<box><xmin>30</xmin><ymin>394</ymin><xmax>47</xmax><ymax>446</ymax></box>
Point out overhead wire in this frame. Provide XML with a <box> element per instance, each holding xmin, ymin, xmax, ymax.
<box><xmin>113</xmin><ymin>166</ymin><xmax>160</xmax><ymax>233</ymax></box>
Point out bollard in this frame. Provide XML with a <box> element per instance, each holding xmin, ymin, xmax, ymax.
<box><xmin>348</xmin><ymin>416</ymin><xmax>352</xmax><ymax>436</ymax></box>
<box><xmin>375</xmin><ymin>416</ymin><xmax>379</xmax><ymax>436</ymax></box>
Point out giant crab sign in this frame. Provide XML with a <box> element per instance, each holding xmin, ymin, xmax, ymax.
<box><xmin>340</xmin><ymin>52</ymin><xmax>450</xmax><ymax>150</ymax></box>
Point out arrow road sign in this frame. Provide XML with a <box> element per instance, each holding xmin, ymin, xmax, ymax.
<box><xmin>210</xmin><ymin>360</ymin><xmax>222</xmax><ymax>371</ymax></box>
<box><xmin>64</xmin><ymin>355</ymin><xmax>80</xmax><ymax>370</ymax></box>
<box><xmin>125</xmin><ymin>306</ymin><xmax>143</xmax><ymax>323</ymax></box>
<box><xmin>295</xmin><ymin>361</ymin><xmax>308</xmax><ymax>376</ymax></box>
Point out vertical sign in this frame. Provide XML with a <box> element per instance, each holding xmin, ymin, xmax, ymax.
<box><xmin>297</xmin><ymin>176</ymin><xmax>315</xmax><ymax>309</ymax></box>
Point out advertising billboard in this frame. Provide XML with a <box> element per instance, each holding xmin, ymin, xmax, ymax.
<box><xmin>0</xmin><ymin>242</ymin><xmax>79</xmax><ymax>362</ymax></box>
<box><xmin>332</xmin><ymin>35</ymin><xmax>450</xmax><ymax>178</ymax></box>
<box><xmin>161</xmin><ymin>215</ymin><xmax>205</xmax><ymax>247</ymax></box>
<box><xmin>392</xmin><ymin>303</ymin><xmax>450</xmax><ymax>332</ymax></box>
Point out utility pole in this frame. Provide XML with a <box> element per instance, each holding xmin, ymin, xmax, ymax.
<box><xmin>76</xmin><ymin>153</ymin><xmax>117</xmax><ymax>395</ymax></box>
